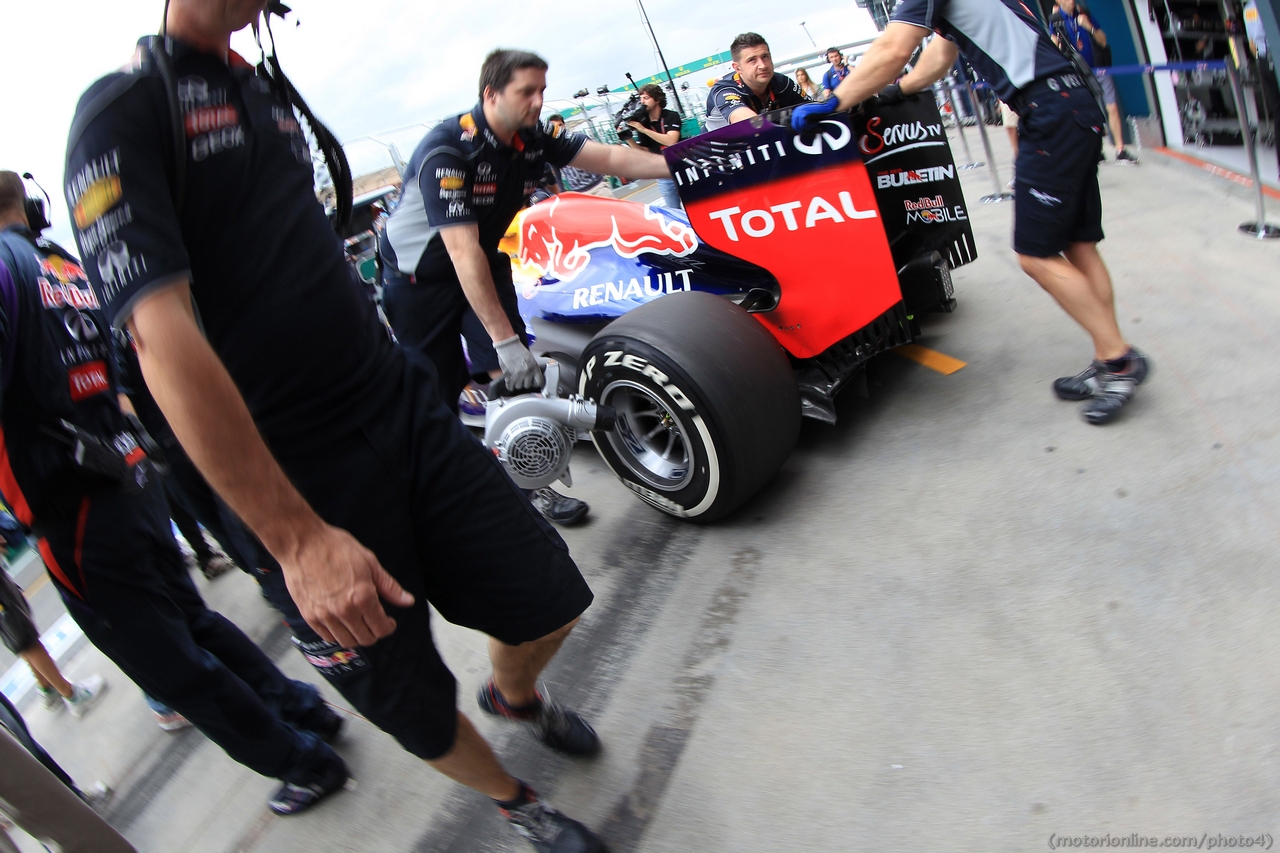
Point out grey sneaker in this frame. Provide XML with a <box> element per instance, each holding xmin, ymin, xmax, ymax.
<box><xmin>65</xmin><ymin>674</ymin><xmax>107</xmax><ymax>718</ymax></box>
<box><xmin>528</xmin><ymin>488</ymin><xmax>589</xmax><ymax>526</ymax></box>
<box><xmin>1115</xmin><ymin>149</ymin><xmax>1139</xmax><ymax>164</ymax></box>
<box><xmin>38</xmin><ymin>686</ymin><xmax>64</xmax><ymax>713</ymax></box>
<box><xmin>199</xmin><ymin>552</ymin><xmax>238</xmax><ymax>580</ymax></box>
<box><xmin>1053</xmin><ymin>348</ymin><xmax>1150</xmax><ymax>401</ymax></box>
<box><xmin>501</xmin><ymin>792</ymin><xmax>603</xmax><ymax>853</ymax></box>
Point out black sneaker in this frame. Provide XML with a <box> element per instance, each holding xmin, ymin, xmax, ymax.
<box><xmin>1081</xmin><ymin>370</ymin><xmax>1140</xmax><ymax>424</ymax></box>
<box><xmin>501</xmin><ymin>794</ymin><xmax>604</xmax><ymax>853</ymax></box>
<box><xmin>528</xmin><ymin>488</ymin><xmax>589</xmax><ymax>526</ymax></box>
<box><xmin>477</xmin><ymin>679</ymin><xmax>601</xmax><ymax>756</ymax></box>
<box><xmin>299</xmin><ymin>703</ymin><xmax>344</xmax><ymax>744</ymax></box>
<box><xmin>267</xmin><ymin>757</ymin><xmax>349</xmax><ymax>816</ymax></box>
<box><xmin>1053</xmin><ymin>348</ymin><xmax>1150</xmax><ymax>401</ymax></box>
<box><xmin>1115</xmin><ymin>149</ymin><xmax>1139</xmax><ymax>165</ymax></box>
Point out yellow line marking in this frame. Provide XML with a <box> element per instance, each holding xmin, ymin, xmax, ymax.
<box><xmin>893</xmin><ymin>344</ymin><xmax>967</xmax><ymax>375</ymax></box>
<box><xmin>23</xmin><ymin>571</ymin><xmax>49</xmax><ymax>597</ymax></box>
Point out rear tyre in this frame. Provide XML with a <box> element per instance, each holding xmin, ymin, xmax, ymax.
<box><xmin>578</xmin><ymin>291</ymin><xmax>800</xmax><ymax>522</ymax></box>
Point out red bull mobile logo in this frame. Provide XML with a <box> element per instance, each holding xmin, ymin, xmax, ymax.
<box><xmin>517</xmin><ymin>194</ymin><xmax>698</xmax><ymax>284</ymax></box>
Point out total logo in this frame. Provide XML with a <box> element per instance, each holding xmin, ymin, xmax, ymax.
<box><xmin>707</xmin><ymin>192</ymin><xmax>877</xmax><ymax>241</ymax></box>
<box><xmin>858</xmin><ymin>117</ymin><xmax>946</xmax><ymax>163</ymax></box>
<box><xmin>674</xmin><ymin>119</ymin><xmax>852</xmax><ymax>188</ymax></box>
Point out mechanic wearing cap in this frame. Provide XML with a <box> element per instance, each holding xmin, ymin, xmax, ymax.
<box><xmin>704</xmin><ymin>32</ymin><xmax>810</xmax><ymax>131</ymax></box>
<box><xmin>792</xmin><ymin>0</ymin><xmax>1149</xmax><ymax>424</ymax></box>
<box><xmin>66</xmin><ymin>3</ymin><xmax>613</xmax><ymax>849</ymax></box>
<box><xmin>381</xmin><ymin>49</ymin><xmax>670</xmax><ymax>526</ymax></box>
<box><xmin>0</xmin><ymin>171</ymin><xmax>345</xmax><ymax>815</ymax></box>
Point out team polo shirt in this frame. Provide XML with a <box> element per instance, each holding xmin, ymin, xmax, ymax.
<box><xmin>704</xmin><ymin>72</ymin><xmax>808</xmax><ymax>131</ymax></box>
<box><xmin>64</xmin><ymin>38</ymin><xmax>397</xmax><ymax>447</ymax></box>
<box><xmin>382</xmin><ymin>104</ymin><xmax>587</xmax><ymax>281</ymax></box>
<box><xmin>632</xmin><ymin>108</ymin><xmax>682</xmax><ymax>154</ymax></box>
<box><xmin>891</xmin><ymin>0</ymin><xmax>1074</xmax><ymax>102</ymax></box>
<box><xmin>821</xmin><ymin>63</ymin><xmax>850</xmax><ymax>93</ymax></box>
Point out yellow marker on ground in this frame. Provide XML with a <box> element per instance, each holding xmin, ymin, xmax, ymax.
<box><xmin>894</xmin><ymin>344</ymin><xmax>967</xmax><ymax>375</ymax></box>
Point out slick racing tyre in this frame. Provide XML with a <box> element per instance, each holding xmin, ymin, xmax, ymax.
<box><xmin>579</xmin><ymin>291</ymin><xmax>801</xmax><ymax>522</ymax></box>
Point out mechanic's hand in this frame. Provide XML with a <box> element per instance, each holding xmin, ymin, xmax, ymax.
<box><xmin>876</xmin><ymin>83</ymin><xmax>906</xmax><ymax>105</ymax></box>
<box><xmin>790</xmin><ymin>98</ymin><xmax>841</xmax><ymax>129</ymax></box>
<box><xmin>494</xmin><ymin>335</ymin><xmax>546</xmax><ymax>392</ymax></box>
<box><xmin>280</xmin><ymin>523</ymin><xmax>415</xmax><ymax>648</ymax></box>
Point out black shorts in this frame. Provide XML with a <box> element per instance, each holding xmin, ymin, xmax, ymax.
<box><xmin>383</xmin><ymin>255</ymin><xmax>525</xmax><ymax>411</ymax></box>
<box><xmin>1014</xmin><ymin>86</ymin><xmax>1106</xmax><ymax>257</ymax></box>
<box><xmin>0</xmin><ymin>569</ymin><xmax>38</xmax><ymax>654</ymax></box>
<box><xmin>274</xmin><ymin>349</ymin><xmax>593</xmax><ymax>759</ymax></box>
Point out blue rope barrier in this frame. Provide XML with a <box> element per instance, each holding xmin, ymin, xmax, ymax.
<box><xmin>1097</xmin><ymin>60</ymin><xmax>1227</xmax><ymax>76</ymax></box>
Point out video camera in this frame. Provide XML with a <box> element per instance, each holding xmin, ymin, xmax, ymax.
<box><xmin>613</xmin><ymin>93</ymin><xmax>643</xmax><ymax>140</ymax></box>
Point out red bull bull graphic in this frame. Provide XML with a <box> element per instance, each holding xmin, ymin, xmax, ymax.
<box><xmin>516</xmin><ymin>193</ymin><xmax>698</xmax><ymax>284</ymax></box>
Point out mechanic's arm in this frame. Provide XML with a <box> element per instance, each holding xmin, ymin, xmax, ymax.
<box><xmin>438</xmin><ymin>224</ymin><xmax>517</xmax><ymax>342</ymax></box>
<box><xmin>727</xmin><ymin>106</ymin><xmax>760</xmax><ymax>124</ymax></box>
<box><xmin>128</xmin><ymin>282</ymin><xmax>414</xmax><ymax>648</ymax></box>
<box><xmin>570</xmin><ymin>139</ymin><xmax>671</xmax><ymax>179</ymax></box>
<box><xmin>898</xmin><ymin>36</ymin><xmax>960</xmax><ymax>95</ymax></box>
<box><xmin>831</xmin><ymin>22</ymin><xmax>932</xmax><ymax>109</ymax></box>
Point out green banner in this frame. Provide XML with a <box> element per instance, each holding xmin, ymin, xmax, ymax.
<box><xmin>556</xmin><ymin>50</ymin><xmax>732</xmax><ymax>118</ymax></box>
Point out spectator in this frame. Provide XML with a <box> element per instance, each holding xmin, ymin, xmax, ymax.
<box><xmin>795</xmin><ymin>67</ymin><xmax>821</xmax><ymax>99</ymax></box>
<box><xmin>623</xmin><ymin>83</ymin><xmax>683</xmax><ymax>208</ymax></box>
<box><xmin>821</xmin><ymin>47</ymin><xmax>851</xmax><ymax>98</ymax></box>
<box><xmin>1052</xmin><ymin>0</ymin><xmax>1138</xmax><ymax>163</ymax></box>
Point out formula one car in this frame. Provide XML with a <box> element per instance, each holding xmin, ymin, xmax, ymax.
<box><xmin>496</xmin><ymin>94</ymin><xmax>975</xmax><ymax>522</ymax></box>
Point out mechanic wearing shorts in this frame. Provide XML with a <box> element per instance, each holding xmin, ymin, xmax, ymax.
<box><xmin>381</xmin><ymin>50</ymin><xmax>670</xmax><ymax>526</ymax></box>
<box><xmin>0</xmin><ymin>174</ymin><xmax>343</xmax><ymax>816</ymax></box>
<box><xmin>67</xmin><ymin>5</ymin><xmax>607</xmax><ymax>850</ymax></box>
<box><xmin>795</xmin><ymin>0</ymin><xmax>1150</xmax><ymax>424</ymax></box>
<box><xmin>704</xmin><ymin>32</ymin><xmax>810</xmax><ymax>131</ymax></box>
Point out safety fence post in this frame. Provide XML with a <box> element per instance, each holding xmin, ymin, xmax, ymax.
<box><xmin>964</xmin><ymin>82</ymin><xmax>1014</xmax><ymax>203</ymax></box>
<box><xmin>938</xmin><ymin>79</ymin><xmax>984</xmax><ymax>170</ymax></box>
<box><xmin>1223</xmin><ymin>59</ymin><xmax>1280</xmax><ymax>239</ymax></box>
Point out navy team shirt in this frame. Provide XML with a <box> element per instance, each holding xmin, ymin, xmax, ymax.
<box><xmin>704</xmin><ymin>71</ymin><xmax>808</xmax><ymax>131</ymax></box>
<box><xmin>890</xmin><ymin>0</ymin><xmax>1074</xmax><ymax>102</ymax></box>
<box><xmin>64</xmin><ymin>39</ymin><xmax>397</xmax><ymax>448</ymax></box>
<box><xmin>382</xmin><ymin>104</ymin><xmax>587</xmax><ymax>282</ymax></box>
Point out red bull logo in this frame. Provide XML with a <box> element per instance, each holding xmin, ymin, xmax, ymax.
<box><xmin>517</xmin><ymin>193</ymin><xmax>698</xmax><ymax>284</ymax></box>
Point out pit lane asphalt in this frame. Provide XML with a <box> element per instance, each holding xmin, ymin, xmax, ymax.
<box><xmin>14</xmin><ymin>132</ymin><xmax>1280</xmax><ymax>853</ymax></box>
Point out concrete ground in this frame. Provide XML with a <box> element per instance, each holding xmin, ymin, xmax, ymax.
<box><xmin>7</xmin><ymin>128</ymin><xmax>1280</xmax><ymax>853</ymax></box>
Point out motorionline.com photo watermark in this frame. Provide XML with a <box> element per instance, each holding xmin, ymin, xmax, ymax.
<box><xmin>1048</xmin><ymin>833</ymin><xmax>1274</xmax><ymax>849</ymax></box>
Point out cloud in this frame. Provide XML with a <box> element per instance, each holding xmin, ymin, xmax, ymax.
<box><xmin>0</xmin><ymin>0</ymin><xmax>878</xmax><ymax>250</ymax></box>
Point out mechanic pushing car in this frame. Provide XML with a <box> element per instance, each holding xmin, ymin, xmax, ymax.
<box><xmin>65</xmin><ymin>3</ymin><xmax>607</xmax><ymax>849</ymax></box>
<box><xmin>380</xmin><ymin>49</ymin><xmax>670</xmax><ymax>526</ymax></box>
<box><xmin>793</xmin><ymin>0</ymin><xmax>1150</xmax><ymax>424</ymax></box>
<box><xmin>703</xmin><ymin>32</ymin><xmax>811</xmax><ymax>131</ymax></box>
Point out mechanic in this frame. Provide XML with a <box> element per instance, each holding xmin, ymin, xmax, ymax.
<box><xmin>704</xmin><ymin>32</ymin><xmax>810</xmax><ymax>131</ymax></box>
<box><xmin>381</xmin><ymin>49</ymin><xmax>670</xmax><ymax>527</ymax></box>
<box><xmin>820</xmin><ymin>46</ymin><xmax>850</xmax><ymax>99</ymax></box>
<box><xmin>1052</xmin><ymin>0</ymin><xmax>1138</xmax><ymax>164</ymax></box>
<box><xmin>793</xmin><ymin>0</ymin><xmax>1149</xmax><ymax>424</ymax></box>
<box><xmin>623</xmin><ymin>83</ymin><xmax>683</xmax><ymax>208</ymax></box>
<box><xmin>0</xmin><ymin>172</ymin><xmax>346</xmax><ymax>816</ymax></box>
<box><xmin>66</xmin><ymin>5</ymin><xmax>607</xmax><ymax>850</ymax></box>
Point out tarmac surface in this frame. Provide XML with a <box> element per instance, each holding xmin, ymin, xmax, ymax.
<box><xmin>7</xmin><ymin>130</ymin><xmax>1280</xmax><ymax>852</ymax></box>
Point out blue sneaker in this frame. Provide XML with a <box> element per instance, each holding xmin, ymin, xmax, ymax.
<box><xmin>459</xmin><ymin>383</ymin><xmax>488</xmax><ymax>428</ymax></box>
<box><xmin>268</xmin><ymin>756</ymin><xmax>350</xmax><ymax>816</ymax></box>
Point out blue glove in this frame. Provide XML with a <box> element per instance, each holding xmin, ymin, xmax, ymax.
<box><xmin>790</xmin><ymin>98</ymin><xmax>841</xmax><ymax>129</ymax></box>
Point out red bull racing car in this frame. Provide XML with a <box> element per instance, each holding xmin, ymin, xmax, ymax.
<box><xmin>504</xmin><ymin>96</ymin><xmax>975</xmax><ymax>522</ymax></box>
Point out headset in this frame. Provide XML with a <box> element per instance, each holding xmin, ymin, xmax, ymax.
<box><xmin>20</xmin><ymin>173</ymin><xmax>52</xmax><ymax>234</ymax></box>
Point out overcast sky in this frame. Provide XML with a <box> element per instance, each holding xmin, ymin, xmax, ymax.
<box><xmin>0</xmin><ymin>0</ymin><xmax>881</xmax><ymax>249</ymax></box>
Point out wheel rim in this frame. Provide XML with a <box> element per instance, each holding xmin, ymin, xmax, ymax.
<box><xmin>600</xmin><ymin>380</ymin><xmax>694</xmax><ymax>491</ymax></box>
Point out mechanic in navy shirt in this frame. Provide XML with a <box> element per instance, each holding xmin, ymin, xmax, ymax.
<box><xmin>704</xmin><ymin>32</ymin><xmax>810</xmax><ymax>131</ymax></box>
<box><xmin>65</xmin><ymin>4</ymin><xmax>609</xmax><ymax>848</ymax></box>
<box><xmin>0</xmin><ymin>171</ymin><xmax>344</xmax><ymax>815</ymax></box>
<box><xmin>820</xmin><ymin>47</ymin><xmax>851</xmax><ymax>99</ymax></box>
<box><xmin>381</xmin><ymin>49</ymin><xmax>670</xmax><ymax>526</ymax></box>
<box><xmin>793</xmin><ymin>0</ymin><xmax>1149</xmax><ymax>425</ymax></box>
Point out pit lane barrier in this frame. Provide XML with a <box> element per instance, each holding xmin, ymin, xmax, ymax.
<box><xmin>937</xmin><ymin>77</ymin><xmax>1012</xmax><ymax>203</ymax></box>
<box><xmin>1094</xmin><ymin>59</ymin><xmax>1278</xmax><ymax>240</ymax></box>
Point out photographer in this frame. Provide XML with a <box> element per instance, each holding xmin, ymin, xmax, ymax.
<box><xmin>621</xmin><ymin>84</ymin><xmax>683</xmax><ymax>208</ymax></box>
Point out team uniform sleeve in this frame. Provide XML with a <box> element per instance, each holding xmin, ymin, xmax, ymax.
<box><xmin>708</xmin><ymin>82</ymin><xmax>749</xmax><ymax>120</ymax></box>
<box><xmin>779</xmin><ymin>76</ymin><xmax>809</xmax><ymax>106</ymax></box>
<box><xmin>822</xmin><ymin>68</ymin><xmax>837</xmax><ymax>91</ymax></box>
<box><xmin>891</xmin><ymin>0</ymin><xmax>944</xmax><ymax>29</ymax></box>
<box><xmin>419</xmin><ymin>146</ymin><xmax>477</xmax><ymax>228</ymax></box>
<box><xmin>663</xmin><ymin>111</ymin><xmax>683</xmax><ymax>137</ymax></box>
<box><xmin>0</xmin><ymin>259</ymin><xmax>14</xmax><ymax>399</ymax></box>
<box><xmin>544</xmin><ymin>131</ymin><xmax>588</xmax><ymax>169</ymax></box>
<box><xmin>65</xmin><ymin>78</ymin><xmax>192</xmax><ymax>331</ymax></box>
